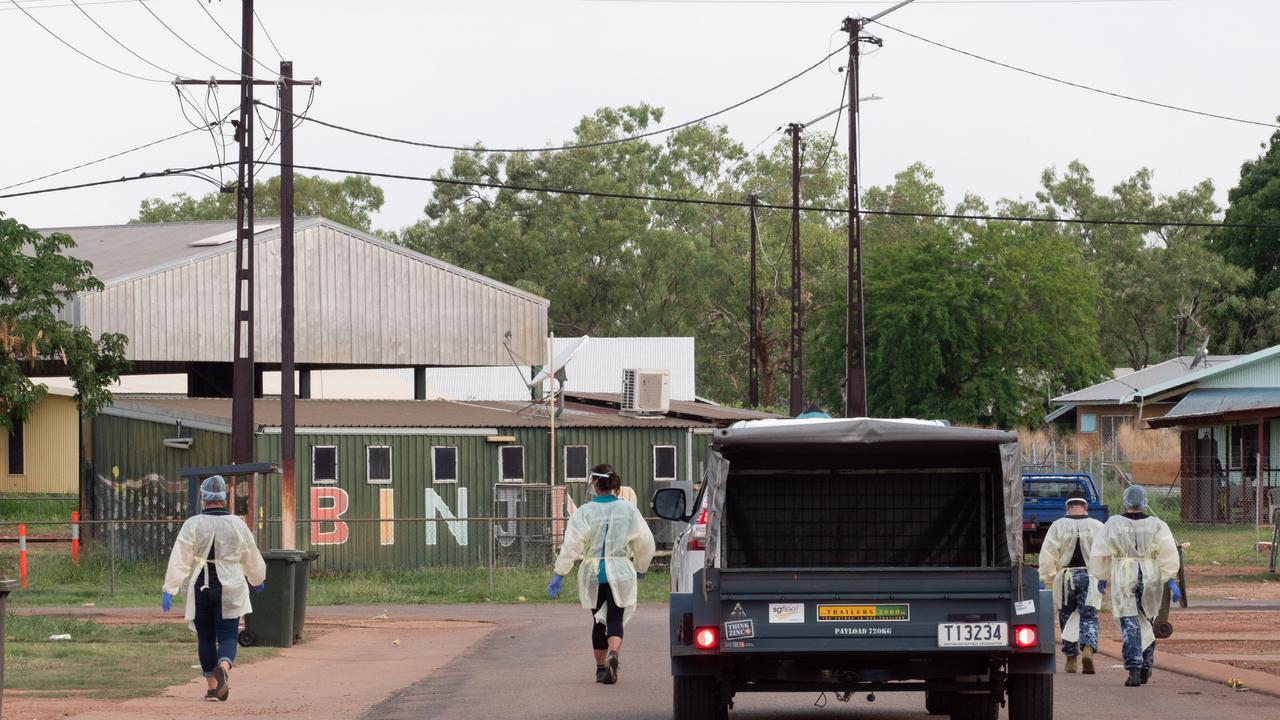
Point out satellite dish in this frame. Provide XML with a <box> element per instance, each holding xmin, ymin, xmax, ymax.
<box><xmin>529</xmin><ymin>336</ymin><xmax>590</xmax><ymax>387</ymax></box>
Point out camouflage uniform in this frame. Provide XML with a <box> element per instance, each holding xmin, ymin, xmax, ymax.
<box><xmin>1119</xmin><ymin>572</ymin><xmax>1157</xmax><ymax>671</ymax></box>
<box><xmin>1059</xmin><ymin>567</ymin><xmax>1099</xmax><ymax>656</ymax></box>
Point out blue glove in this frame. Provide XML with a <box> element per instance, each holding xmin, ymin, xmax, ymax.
<box><xmin>1038</xmin><ymin>581</ymin><xmax>1046</xmax><ymax>590</ymax></box>
<box><xmin>548</xmin><ymin>574</ymin><xmax>563</xmax><ymax>599</ymax></box>
<box><xmin>638</xmin><ymin>572</ymin><xmax>646</xmax><ymax>581</ymax></box>
<box><xmin>161</xmin><ymin>591</ymin><xmax>172</xmax><ymax>613</ymax></box>
<box><xmin>1168</xmin><ymin>579</ymin><xmax>1181</xmax><ymax>604</ymax></box>
<box><xmin>1097</xmin><ymin>580</ymin><xmax>1108</xmax><ymax>594</ymax></box>
<box><xmin>253</xmin><ymin>583</ymin><xmax>265</xmax><ymax>593</ymax></box>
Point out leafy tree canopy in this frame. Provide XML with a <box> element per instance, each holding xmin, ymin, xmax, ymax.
<box><xmin>0</xmin><ymin>214</ymin><xmax>129</xmax><ymax>429</ymax></box>
<box><xmin>132</xmin><ymin>174</ymin><xmax>385</xmax><ymax>232</ymax></box>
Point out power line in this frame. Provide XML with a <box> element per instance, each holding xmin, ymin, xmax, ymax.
<box><xmin>251</xmin><ymin>160</ymin><xmax>1280</xmax><ymax>231</ymax></box>
<box><xmin>0</xmin><ymin>162</ymin><xmax>232</xmax><ymax>199</ymax></box>
<box><xmin>9</xmin><ymin>0</ymin><xmax>170</xmax><ymax>82</ymax></box>
<box><xmin>193</xmin><ymin>0</ymin><xmax>280</xmax><ymax>78</ymax></box>
<box><xmin>7</xmin><ymin>156</ymin><xmax>1276</xmax><ymax>231</ymax></box>
<box><xmin>137</xmin><ymin>1</ymin><xmax>244</xmax><ymax>78</ymax></box>
<box><xmin>253</xmin><ymin>7</ymin><xmax>283</xmax><ymax>61</ymax></box>
<box><xmin>0</xmin><ymin>125</ymin><xmax>219</xmax><ymax>192</ymax></box>
<box><xmin>253</xmin><ymin>43</ymin><xmax>850</xmax><ymax>154</ymax></box>
<box><xmin>0</xmin><ymin>0</ymin><xmax>150</xmax><ymax>11</ymax></box>
<box><xmin>68</xmin><ymin>0</ymin><xmax>193</xmax><ymax>79</ymax></box>
<box><xmin>873</xmin><ymin>21</ymin><xmax>1280</xmax><ymax>129</ymax></box>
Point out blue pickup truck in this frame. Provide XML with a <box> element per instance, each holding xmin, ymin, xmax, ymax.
<box><xmin>1023</xmin><ymin>472</ymin><xmax>1108</xmax><ymax>552</ymax></box>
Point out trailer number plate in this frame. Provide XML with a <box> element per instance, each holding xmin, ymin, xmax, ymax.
<box><xmin>937</xmin><ymin>622</ymin><xmax>1006</xmax><ymax>647</ymax></box>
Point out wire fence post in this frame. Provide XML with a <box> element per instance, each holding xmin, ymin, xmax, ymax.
<box><xmin>488</xmin><ymin>518</ymin><xmax>495</xmax><ymax>595</ymax></box>
<box><xmin>109</xmin><ymin>521</ymin><xmax>117</xmax><ymax>595</ymax></box>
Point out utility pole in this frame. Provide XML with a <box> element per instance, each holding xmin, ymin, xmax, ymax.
<box><xmin>231</xmin><ymin>0</ymin><xmax>256</xmax><ymax>463</ymax></box>
<box><xmin>786</xmin><ymin>123</ymin><xmax>804</xmax><ymax>417</ymax></box>
<box><xmin>842</xmin><ymin>1</ymin><xmax>913</xmax><ymax>418</ymax></box>
<box><xmin>747</xmin><ymin>195</ymin><xmax>760</xmax><ymax>408</ymax></box>
<box><xmin>278</xmin><ymin>59</ymin><xmax>296</xmax><ymax>550</ymax></box>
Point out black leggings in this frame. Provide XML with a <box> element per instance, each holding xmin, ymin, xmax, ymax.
<box><xmin>591</xmin><ymin>584</ymin><xmax>625</xmax><ymax>650</ymax></box>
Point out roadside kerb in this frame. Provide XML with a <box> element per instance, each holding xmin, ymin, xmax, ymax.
<box><xmin>1096</xmin><ymin>638</ymin><xmax>1280</xmax><ymax>698</ymax></box>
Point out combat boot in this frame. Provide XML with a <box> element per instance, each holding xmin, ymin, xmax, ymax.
<box><xmin>1081</xmin><ymin>647</ymin><xmax>1095</xmax><ymax>674</ymax></box>
<box><xmin>1064</xmin><ymin>656</ymin><xmax>1078</xmax><ymax>673</ymax></box>
<box><xmin>1124</xmin><ymin>669</ymin><xmax>1143</xmax><ymax>687</ymax></box>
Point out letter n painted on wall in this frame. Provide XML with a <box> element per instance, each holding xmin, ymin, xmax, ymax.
<box><xmin>425</xmin><ymin>488</ymin><xmax>467</xmax><ymax>546</ymax></box>
<box><xmin>311</xmin><ymin>487</ymin><xmax>350</xmax><ymax>545</ymax></box>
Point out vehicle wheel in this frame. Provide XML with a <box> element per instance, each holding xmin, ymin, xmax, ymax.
<box><xmin>237</xmin><ymin>630</ymin><xmax>256</xmax><ymax>647</ymax></box>
<box><xmin>949</xmin><ymin>693</ymin><xmax>997</xmax><ymax>720</ymax></box>
<box><xmin>925</xmin><ymin>690</ymin><xmax>953</xmax><ymax>715</ymax></box>
<box><xmin>674</xmin><ymin>675</ymin><xmax>719</xmax><ymax>720</ymax></box>
<box><xmin>716</xmin><ymin>701</ymin><xmax>730</xmax><ymax>720</ymax></box>
<box><xmin>1007</xmin><ymin>672</ymin><xmax>1053</xmax><ymax>720</ymax></box>
<box><xmin>1153</xmin><ymin>620</ymin><xmax>1174</xmax><ymax>639</ymax></box>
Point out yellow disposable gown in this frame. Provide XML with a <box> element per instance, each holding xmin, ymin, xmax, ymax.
<box><xmin>1088</xmin><ymin>514</ymin><xmax>1179</xmax><ymax>651</ymax></box>
<box><xmin>1038</xmin><ymin>515</ymin><xmax>1104</xmax><ymax>642</ymax></box>
<box><xmin>163</xmin><ymin>512</ymin><xmax>268</xmax><ymax>631</ymax></box>
<box><xmin>553</xmin><ymin>497</ymin><xmax>656</xmax><ymax>627</ymax></box>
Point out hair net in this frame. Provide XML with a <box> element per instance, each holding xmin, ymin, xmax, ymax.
<box><xmin>1123</xmin><ymin>484</ymin><xmax>1148</xmax><ymax>510</ymax></box>
<box><xmin>201</xmin><ymin>475</ymin><xmax>228</xmax><ymax>502</ymax></box>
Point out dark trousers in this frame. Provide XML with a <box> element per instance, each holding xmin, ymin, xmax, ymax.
<box><xmin>194</xmin><ymin>585</ymin><xmax>240</xmax><ymax>676</ymax></box>
<box><xmin>1120</xmin><ymin>571</ymin><xmax>1156</xmax><ymax>671</ymax></box>
<box><xmin>590</xmin><ymin>584</ymin><xmax>625</xmax><ymax>651</ymax></box>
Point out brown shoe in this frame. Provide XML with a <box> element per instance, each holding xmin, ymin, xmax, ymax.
<box><xmin>1082</xmin><ymin>647</ymin><xmax>1096</xmax><ymax>675</ymax></box>
<box><xmin>213</xmin><ymin>665</ymin><xmax>230</xmax><ymax>701</ymax></box>
<box><xmin>1064</xmin><ymin>656</ymin><xmax>1078</xmax><ymax>673</ymax></box>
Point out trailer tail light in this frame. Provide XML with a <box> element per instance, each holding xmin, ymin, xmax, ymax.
<box><xmin>1013</xmin><ymin>625</ymin><xmax>1038</xmax><ymax>648</ymax></box>
<box><xmin>687</xmin><ymin>508</ymin><xmax>709</xmax><ymax>551</ymax></box>
<box><xmin>694</xmin><ymin>626</ymin><xmax>719</xmax><ymax>650</ymax></box>
<box><xmin>1022</xmin><ymin>521</ymin><xmax>1034</xmax><ymax>530</ymax></box>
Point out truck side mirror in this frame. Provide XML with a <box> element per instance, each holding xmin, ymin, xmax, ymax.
<box><xmin>652</xmin><ymin>487</ymin><xmax>688</xmax><ymax>522</ymax></box>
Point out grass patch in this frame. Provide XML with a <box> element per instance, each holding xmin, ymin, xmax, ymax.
<box><xmin>1170</xmin><ymin>523</ymin><xmax>1269</xmax><ymax>566</ymax></box>
<box><xmin>2</xmin><ymin>552</ymin><xmax>164</xmax><ymax>609</ymax></box>
<box><xmin>0</xmin><ymin>496</ymin><xmax>77</xmax><ymax>524</ymax></box>
<box><xmin>4</xmin><ymin>613</ymin><xmax>275</xmax><ymax>699</ymax></box>
<box><xmin>2</xmin><ymin>550</ymin><xmax>673</xmax><ymax>608</ymax></box>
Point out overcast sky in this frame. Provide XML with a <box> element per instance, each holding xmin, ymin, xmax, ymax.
<box><xmin>2</xmin><ymin>0</ymin><xmax>1277</xmax><ymax>234</ymax></box>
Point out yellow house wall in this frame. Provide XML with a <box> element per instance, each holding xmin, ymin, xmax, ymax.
<box><xmin>0</xmin><ymin>394</ymin><xmax>79</xmax><ymax>495</ymax></box>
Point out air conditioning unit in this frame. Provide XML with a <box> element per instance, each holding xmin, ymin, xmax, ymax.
<box><xmin>622</xmin><ymin>368</ymin><xmax>670</xmax><ymax>414</ymax></box>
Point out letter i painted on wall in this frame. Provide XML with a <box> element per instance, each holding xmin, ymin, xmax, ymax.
<box><xmin>311</xmin><ymin>487</ymin><xmax>350</xmax><ymax>545</ymax></box>
<box><xmin>379</xmin><ymin>488</ymin><xmax>395</xmax><ymax>546</ymax></box>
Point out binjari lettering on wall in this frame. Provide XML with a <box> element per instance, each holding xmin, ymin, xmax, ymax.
<box><xmin>426</xmin><ymin>488</ymin><xmax>467</xmax><ymax>546</ymax></box>
<box><xmin>311</xmin><ymin>487</ymin><xmax>350</xmax><ymax>545</ymax></box>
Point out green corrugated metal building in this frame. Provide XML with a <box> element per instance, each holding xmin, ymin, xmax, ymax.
<box><xmin>88</xmin><ymin>394</ymin><xmax>771</xmax><ymax>568</ymax></box>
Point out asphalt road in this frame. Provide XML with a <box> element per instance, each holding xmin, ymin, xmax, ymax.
<box><xmin>361</xmin><ymin>604</ymin><xmax>1275</xmax><ymax>720</ymax></box>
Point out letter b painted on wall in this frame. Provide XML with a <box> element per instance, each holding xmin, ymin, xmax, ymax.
<box><xmin>311</xmin><ymin>487</ymin><xmax>350</xmax><ymax>545</ymax></box>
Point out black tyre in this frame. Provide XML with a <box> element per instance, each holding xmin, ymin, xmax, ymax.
<box><xmin>925</xmin><ymin>690</ymin><xmax>953</xmax><ymax>716</ymax></box>
<box><xmin>949</xmin><ymin>693</ymin><xmax>997</xmax><ymax>720</ymax></box>
<box><xmin>237</xmin><ymin>630</ymin><xmax>256</xmax><ymax>647</ymax></box>
<box><xmin>1007</xmin><ymin>672</ymin><xmax>1053</xmax><ymax>720</ymax></box>
<box><xmin>674</xmin><ymin>675</ymin><xmax>720</xmax><ymax>720</ymax></box>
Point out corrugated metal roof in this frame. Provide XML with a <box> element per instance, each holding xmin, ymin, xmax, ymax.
<box><xmin>40</xmin><ymin>217</ymin><xmax>548</xmax><ymax>367</ymax></box>
<box><xmin>104</xmin><ymin>396</ymin><xmax>724</xmax><ymax>430</ymax></box>
<box><xmin>1148</xmin><ymin>388</ymin><xmax>1280</xmax><ymax>426</ymax></box>
<box><xmin>1051</xmin><ymin>356</ymin><xmax>1240</xmax><ymax>403</ymax></box>
<box><xmin>1131</xmin><ymin>345</ymin><xmax>1280</xmax><ymax>401</ymax></box>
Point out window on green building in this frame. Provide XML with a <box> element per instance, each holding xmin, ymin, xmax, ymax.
<box><xmin>312</xmin><ymin>445</ymin><xmax>337</xmax><ymax>484</ymax></box>
<box><xmin>653</xmin><ymin>445</ymin><xmax>677</xmax><ymax>481</ymax></box>
<box><xmin>564</xmin><ymin>446</ymin><xmax>588</xmax><ymax>482</ymax></box>
<box><xmin>367</xmin><ymin>446</ymin><xmax>392</xmax><ymax>484</ymax></box>
<box><xmin>432</xmin><ymin>446</ymin><xmax>458</xmax><ymax>484</ymax></box>
<box><xmin>500</xmin><ymin>446</ymin><xmax>524</xmax><ymax>483</ymax></box>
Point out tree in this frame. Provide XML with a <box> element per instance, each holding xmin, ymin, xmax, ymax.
<box><xmin>808</xmin><ymin>164</ymin><xmax>1109</xmax><ymax>426</ymax></box>
<box><xmin>399</xmin><ymin>105</ymin><xmax>849</xmax><ymax>407</ymax></box>
<box><xmin>1038</xmin><ymin>162</ymin><xmax>1248</xmax><ymax>369</ymax></box>
<box><xmin>133</xmin><ymin>174</ymin><xmax>386</xmax><ymax>232</ymax></box>
<box><xmin>1209</xmin><ymin>126</ymin><xmax>1280</xmax><ymax>350</ymax></box>
<box><xmin>0</xmin><ymin>214</ymin><xmax>129</xmax><ymax>429</ymax></box>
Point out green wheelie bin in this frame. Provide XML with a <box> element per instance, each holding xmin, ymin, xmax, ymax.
<box><xmin>290</xmin><ymin>551</ymin><xmax>319</xmax><ymax>642</ymax></box>
<box><xmin>238</xmin><ymin>550</ymin><xmax>304</xmax><ymax>648</ymax></box>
